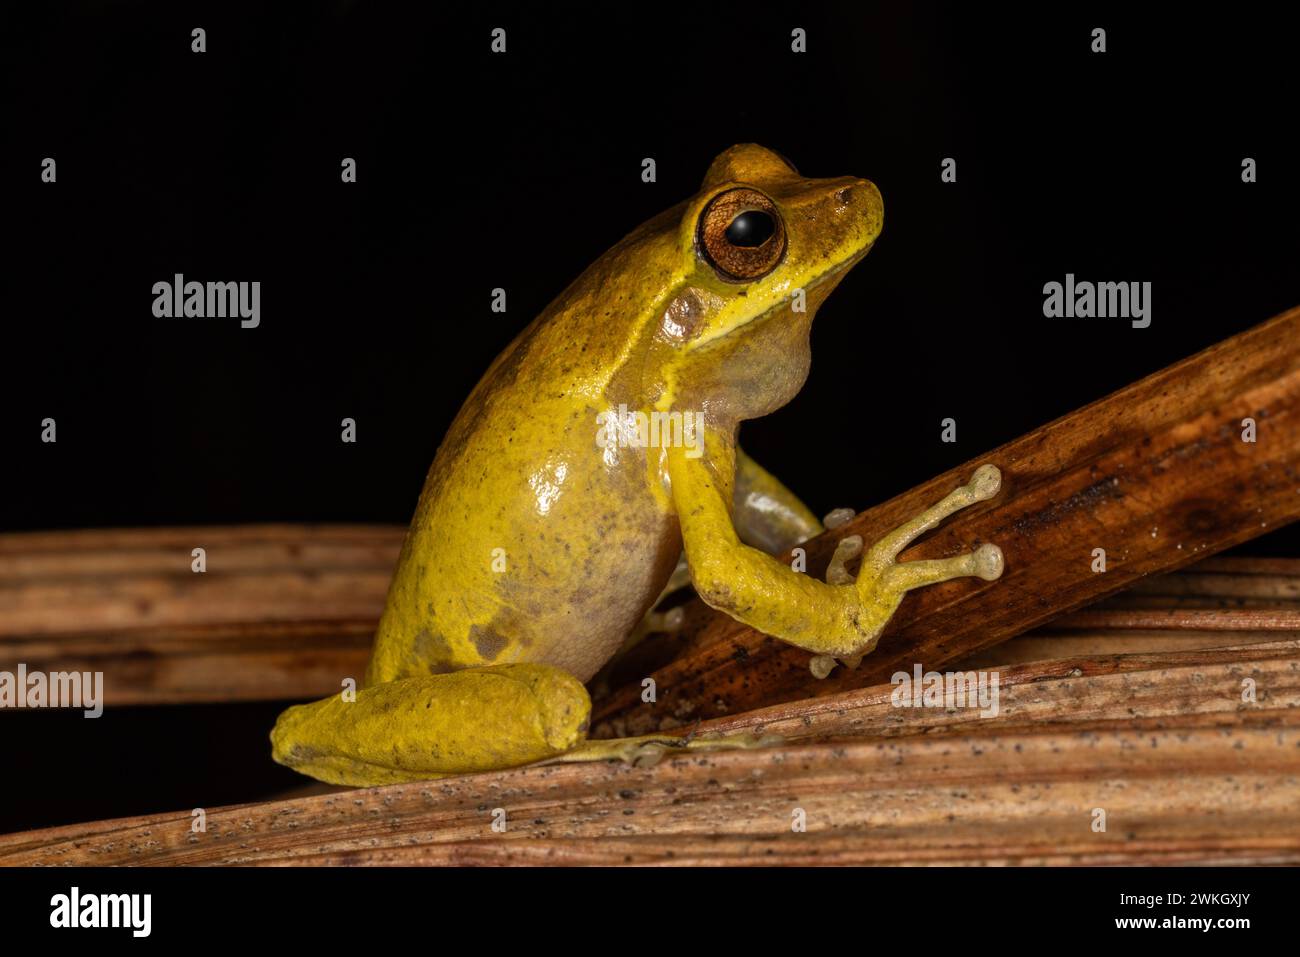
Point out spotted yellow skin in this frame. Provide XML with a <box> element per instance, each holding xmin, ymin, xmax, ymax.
<box><xmin>271</xmin><ymin>665</ymin><xmax>590</xmax><ymax>786</ymax></box>
<box><xmin>272</xmin><ymin>145</ymin><xmax>1005</xmax><ymax>786</ymax></box>
<box><xmin>365</xmin><ymin>144</ymin><xmax>883</xmax><ymax>686</ymax></box>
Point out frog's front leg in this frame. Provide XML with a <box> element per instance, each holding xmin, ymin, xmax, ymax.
<box><xmin>732</xmin><ymin>446</ymin><xmax>825</xmax><ymax>553</ymax></box>
<box><xmin>667</xmin><ymin>443</ymin><xmax>1003</xmax><ymax>659</ymax></box>
<box><xmin>618</xmin><ymin>446</ymin><xmax>825</xmax><ymax>656</ymax></box>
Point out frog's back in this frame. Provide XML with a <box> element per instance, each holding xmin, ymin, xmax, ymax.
<box><xmin>367</xmin><ymin>208</ymin><xmax>689</xmax><ymax>684</ymax></box>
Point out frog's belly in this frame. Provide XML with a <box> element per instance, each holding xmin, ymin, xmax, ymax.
<box><xmin>366</xmin><ymin>436</ymin><xmax>681</xmax><ymax>685</ymax></box>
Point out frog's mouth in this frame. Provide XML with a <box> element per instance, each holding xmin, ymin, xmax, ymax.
<box><xmin>804</xmin><ymin>240</ymin><xmax>876</xmax><ymax>294</ymax></box>
<box><xmin>706</xmin><ymin>238</ymin><xmax>876</xmax><ymax>346</ymax></box>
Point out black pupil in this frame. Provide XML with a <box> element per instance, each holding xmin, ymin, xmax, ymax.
<box><xmin>725</xmin><ymin>210</ymin><xmax>775</xmax><ymax>247</ymax></box>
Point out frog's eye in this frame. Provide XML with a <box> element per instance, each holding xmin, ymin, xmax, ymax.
<box><xmin>697</xmin><ymin>188</ymin><xmax>787</xmax><ymax>283</ymax></box>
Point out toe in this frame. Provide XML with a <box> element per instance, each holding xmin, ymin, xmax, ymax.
<box><xmin>973</xmin><ymin>542</ymin><xmax>1004</xmax><ymax>580</ymax></box>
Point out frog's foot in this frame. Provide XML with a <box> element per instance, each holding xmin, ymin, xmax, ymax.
<box><xmin>824</xmin><ymin>529</ymin><xmax>863</xmax><ymax>585</ymax></box>
<box><xmin>810</xmin><ymin>467</ymin><xmax>1004</xmax><ymax>679</ymax></box>
<box><xmin>822</xmin><ymin>507</ymin><xmax>856</xmax><ymax>532</ymax></box>
<box><xmin>810</xmin><ymin>530</ymin><xmax>866</xmax><ymax>679</ymax></box>
<box><xmin>862</xmin><ymin>463</ymin><xmax>1004</xmax><ymax>592</ymax></box>
<box><xmin>642</xmin><ymin>605</ymin><xmax>686</xmax><ymax>636</ymax></box>
<box><xmin>542</xmin><ymin>728</ymin><xmax>781</xmax><ymax>769</ymax></box>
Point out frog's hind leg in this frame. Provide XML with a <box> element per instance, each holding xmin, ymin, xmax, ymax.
<box><xmin>271</xmin><ymin>662</ymin><xmax>773</xmax><ymax>787</ymax></box>
<box><xmin>266</xmin><ymin>660</ymin><xmax>769</xmax><ymax>790</ymax></box>
<box><xmin>271</xmin><ymin>663</ymin><xmax>594</xmax><ymax>787</ymax></box>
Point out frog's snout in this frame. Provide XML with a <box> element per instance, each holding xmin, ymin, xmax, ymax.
<box><xmin>832</xmin><ymin>178</ymin><xmax>884</xmax><ymax>250</ymax></box>
<box><xmin>832</xmin><ymin>177</ymin><xmax>883</xmax><ymax>219</ymax></box>
<box><xmin>832</xmin><ymin>179</ymin><xmax>871</xmax><ymax>206</ymax></box>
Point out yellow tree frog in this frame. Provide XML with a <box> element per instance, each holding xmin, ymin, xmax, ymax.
<box><xmin>271</xmin><ymin>144</ymin><xmax>1004</xmax><ymax>786</ymax></box>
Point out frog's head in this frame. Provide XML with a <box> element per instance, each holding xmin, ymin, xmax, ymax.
<box><xmin>649</xmin><ymin>144</ymin><xmax>884</xmax><ymax>423</ymax></box>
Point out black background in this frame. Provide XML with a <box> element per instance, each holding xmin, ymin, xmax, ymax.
<box><xmin>2</xmin><ymin>3</ymin><xmax>1298</xmax><ymax>832</ymax></box>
